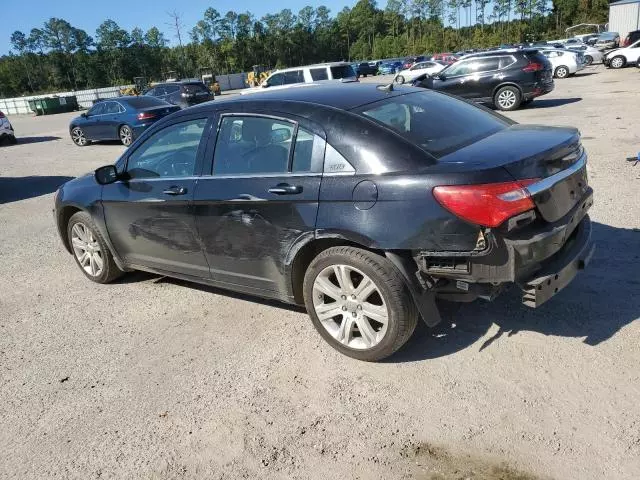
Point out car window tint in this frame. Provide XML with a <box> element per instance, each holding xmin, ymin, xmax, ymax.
<box><xmin>88</xmin><ymin>103</ymin><xmax>106</xmax><ymax>116</ymax></box>
<box><xmin>284</xmin><ymin>70</ymin><xmax>304</xmax><ymax>85</ymax></box>
<box><xmin>444</xmin><ymin>60</ymin><xmax>473</xmax><ymax>76</ymax></box>
<box><xmin>310</xmin><ymin>68</ymin><xmax>329</xmax><ymax>81</ymax></box>
<box><xmin>213</xmin><ymin>116</ymin><xmax>294</xmax><ymax>175</ymax></box>
<box><xmin>476</xmin><ymin>57</ymin><xmax>500</xmax><ymax>72</ymax></box>
<box><xmin>165</xmin><ymin>85</ymin><xmax>180</xmax><ymax>94</ymax></box>
<box><xmin>267</xmin><ymin>73</ymin><xmax>284</xmax><ymax>86</ymax></box>
<box><xmin>103</xmin><ymin>102</ymin><xmax>121</xmax><ymax>114</ymax></box>
<box><xmin>126</xmin><ymin>96</ymin><xmax>168</xmax><ymax>108</ymax></box>
<box><xmin>330</xmin><ymin>65</ymin><xmax>356</xmax><ymax>79</ymax></box>
<box><xmin>154</xmin><ymin>86</ymin><xmax>167</xmax><ymax>96</ymax></box>
<box><xmin>498</xmin><ymin>56</ymin><xmax>516</xmax><ymax>69</ymax></box>
<box><xmin>144</xmin><ymin>88</ymin><xmax>156</xmax><ymax>96</ymax></box>
<box><xmin>358</xmin><ymin>91</ymin><xmax>507</xmax><ymax>158</ymax></box>
<box><xmin>126</xmin><ymin>119</ymin><xmax>207</xmax><ymax>179</ymax></box>
<box><xmin>292</xmin><ymin>127</ymin><xmax>323</xmax><ymax>173</ymax></box>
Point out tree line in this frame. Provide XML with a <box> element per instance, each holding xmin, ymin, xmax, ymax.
<box><xmin>0</xmin><ymin>0</ymin><xmax>609</xmax><ymax>97</ymax></box>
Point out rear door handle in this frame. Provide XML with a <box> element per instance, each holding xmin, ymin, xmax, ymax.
<box><xmin>162</xmin><ymin>186</ymin><xmax>188</xmax><ymax>196</ymax></box>
<box><xmin>268</xmin><ymin>184</ymin><xmax>303</xmax><ymax>195</ymax></box>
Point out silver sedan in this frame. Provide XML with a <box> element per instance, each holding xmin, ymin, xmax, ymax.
<box><xmin>567</xmin><ymin>45</ymin><xmax>604</xmax><ymax>65</ymax></box>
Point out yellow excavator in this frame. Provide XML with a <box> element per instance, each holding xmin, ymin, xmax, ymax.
<box><xmin>119</xmin><ymin>77</ymin><xmax>148</xmax><ymax>96</ymax></box>
<box><xmin>247</xmin><ymin>65</ymin><xmax>271</xmax><ymax>87</ymax></box>
<box><xmin>200</xmin><ymin>68</ymin><xmax>221</xmax><ymax>96</ymax></box>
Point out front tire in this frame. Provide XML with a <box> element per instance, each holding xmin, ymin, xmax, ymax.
<box><xmin>70</xmin><ymin>127</ymin><xmax>88</xmax><ymax>147</ymax></box>
<box><xmin>494</xmin><ymin>85</ymin><xmax>521</xmax><ymax>111</ymax></box>
<box><xmin>303</xmin><ymin>246</ymin><xmax>418</xmax><ymax>361</ymax></box>
<box><xmin>609</xmin><ymin>56</ymin><xmax>625</xmax><ymax>69</ymax></box>
<box><xmin>554</xmin><ymin>66</ymin><xmax>569</xmax><ymax>78</ymax></box>
<box><xmin>67</xmin><ymin>211</ymin><xmax>124</xmax><ymax>284</ymax></box>
<box><xmin>119</xmin><ymin>125</ymin><xmax>133</xmax><ymax>146</ymax></box>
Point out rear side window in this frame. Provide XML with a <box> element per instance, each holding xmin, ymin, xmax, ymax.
<box><xmin>310</xmin><ymin>68</ymin><xmax>329</xmax><ymax>81</ymax></box>
<box><xmin>182</xmin><ymin>83</ymin><xmax>208</xmax><ymax>94</ymax></box>
<box><xmin>103</xmin><ymin>102</ymin><xmax>122</xmax><ymax>114</ymax></box>
<box><xmin>284</xmin><ymin>70</ymin><xmax>304</xmax><ymax>85</ymax></box>
<box><xmin>165</xmin><ymin>85</ymin><xmax>180</xmax><ymax>94</ymax></box>
<box><xmin>126</xmin><ymin>96</ymin><xmax>169</xmax><ymax>108</ymax></box>
<box><xmin>475</xmin><ymin>57</ymin><xmax>501</xmax><ymax>72</ymax></box>
<box><xmin>357</xmin><ymin>91</ymin><xmax>508</xmax><ymax>158</ymax></box>
<box><xmin>330</xmin><ymin>65</ymin><xmax>356</xmax><ymax>79</ymax></box>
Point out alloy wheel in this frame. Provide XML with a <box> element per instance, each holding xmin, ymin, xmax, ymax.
<box><xmin>497</xmin><ymin>90</ymin><xmax>517</xmax><ymax>109</ymax></box>
<box><xmin>584</xmin><ymin>55</ymin><xmax>593</xmax><ymax>66</ymax></box>
<box><xmin>71</xmin><ymin>222</ymin><xmax>104</xmax><ymax>277</ymax></box>
<box><xmin>71</xmin><ymin>128</ymin><xmax>86</xmax><ymax>146</ymax></box>
<box><xmin>556</xmin><ymin>67</ymin><xmax>568</xmax><ymax>78</ymax></box>
<box><xmin>120</xmin><ymin>126</ymin><xmax>133</xmax><ymax>146</ymax></box>
<box><xmin>312</xmin><ymin>264</ymin><xmax>389</xmax><ymax>350</ymax></box>
<box><xmin>610</xmin><ymin>57</ymin><xmax>624</xmax><ymax>69</ymax></box>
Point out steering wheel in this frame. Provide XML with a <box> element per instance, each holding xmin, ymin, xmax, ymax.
<box><xmin>156</xmin><ymin>151</ymin><xmax>193</xmax><ymax>177</ymax></box>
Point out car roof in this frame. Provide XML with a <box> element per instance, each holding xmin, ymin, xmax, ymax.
<box><xmin>188</xmin><ymin>82</ymin><xmax>415</xmax><ymax>112</ymax></box>
<box><xmin>272</xmin><ymin>62</ymin><xmax>352</xmax><ymax>73</ymax></box>
<box><xmin>463</xmin><ymin>48</ymin><xmax>539</xmax><ymax>58</ymax></box>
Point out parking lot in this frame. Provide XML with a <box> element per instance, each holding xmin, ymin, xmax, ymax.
<box><xmin>1</xmin><ymin>65</ymin><xmax>639</xmax><ymax>479</ymax></box>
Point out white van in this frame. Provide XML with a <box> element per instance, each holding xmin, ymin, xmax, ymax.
<box><xmin>241</xmin><ymin>62</ymin><xmax>357</xmax><ymax>95</ymax></box>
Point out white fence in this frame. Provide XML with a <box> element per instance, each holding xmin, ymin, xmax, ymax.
<box><xmin>0</xmin><ymin>85</ymin><xmax>133</xmax><ymax>115</ymax></box>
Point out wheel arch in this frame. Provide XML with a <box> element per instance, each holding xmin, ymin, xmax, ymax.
<box><xmin>58</xmin><ymin>204</ymin><xmax>84</xmax><ymax>253</ymax></box>
<box><xmin>491</xmin><ymin>82</ymin><xmax>523</xmax><ymax>99</ymax></box>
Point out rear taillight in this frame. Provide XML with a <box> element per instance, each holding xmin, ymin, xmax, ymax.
<box><xmin>433</xmin><ymin>180</ymin><xmax>539</xmax><ymax>228</ymax></box>
<box><xmin>137</xmin><ymin>112</ymin><xmax>157</xmax><ymax>120</ymax></box>
<box><xmin>522</xmin><ymin>62</ymin><xmax>544</xmax><ymax>72</ymax></box>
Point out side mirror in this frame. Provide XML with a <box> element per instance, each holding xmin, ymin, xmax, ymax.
<box><xmin>271</xmin><ymin>128</ymin><xmax>291</xmax><ymax>143</ymax></box>
<box><xmin>81</xmin><ymin>112</ymin><xmax>87</xmax><ymax>118</ymax></box>
<box><xmin>95</xmin><ymin>165</ymin><xmax>119</xmax><ymax>185</ymax></box>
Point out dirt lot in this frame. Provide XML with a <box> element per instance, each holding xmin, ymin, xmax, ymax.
<box><xmin>1</xmin><ymin>65</ymin><xmax>639</xmax><ymax>480</ymax></box>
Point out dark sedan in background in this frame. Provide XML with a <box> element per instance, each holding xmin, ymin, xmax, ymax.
<box><xmin>69</xmin><ymin>96</ymin><xmax>179</xmax><ymax>147</ymax></box>
<box><xmin>144</xmin><ymin>81</ymin><xmax>213</xmax><ymax>109</ymax></box>
<box><xmin>55</xmin><ymin>83</ymin><xmax>593</xmax><ymax>361</ymax></box>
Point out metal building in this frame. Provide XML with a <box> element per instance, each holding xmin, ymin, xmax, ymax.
<box><xmin>609</xmin><ymin>0</ymin><xmax>640</xmax><ymax>41</ymax></box>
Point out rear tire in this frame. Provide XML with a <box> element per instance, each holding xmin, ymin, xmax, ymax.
<box><xmin>67</xmin><ymin>211</ymin><xmax>124</xmax><ymax>284</ymax></box>
<box><xmin>493</xmin><ymin>86</ymin><xmax>521</xmax><ymax>111</ymax></box>
<box><xmin>609</xmin><ymin>56</ymin><xmax>625</xmax><ymax>69</ymax></box>
<box><xmin>303</xmin><ymin>246</ymin><xmax>418</xmax><ymax>362</ymax></box>
<box><xmin>554</xmin><ymin>66</ymin><xmax>569</xmax><ymax>78</ymax></box>
<box><xmin>584</xmin><ymin>55</ymin><xmax>593</xmax><ymax>66</ymax></box>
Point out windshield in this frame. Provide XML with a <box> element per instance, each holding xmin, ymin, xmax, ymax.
<box><xmin>356</xmin><ymin>91</ymin><xmax>508</xmax><ymax>158</ymax></box>
<box><xmin>125</xmin><ymin>97</ymin><xmax>170</xmax><ymax>108</ymax></box>
<box><xmin>330</xmin><ymin>65</ymin><xmax>357</xmax><ymax>79</ymax></box>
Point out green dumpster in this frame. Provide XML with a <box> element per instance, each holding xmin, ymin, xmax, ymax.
<box><xmin>28</xmin><ymin>96</ymin><xmax>79</xmax><ymax>115</ymax></box>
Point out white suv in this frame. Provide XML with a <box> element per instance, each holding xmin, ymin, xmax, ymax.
<box><xmin>540</xmin><ymin>49</ymin><xmax>584</xmax><ymax>78</ymax></box>
<box><xmin>604</xmin><ymin>40</ymin><xmax>640</xmax><ymax>68</ymax></box>
<box><xmin>242</xmin><ymin>62</ymin><xmax>357</xmax><ymax>95</ymax></box>
<box><xmin>0</xmin><ymin>111</ymin><xmax>16</xmax><ymax>145</ymax></box>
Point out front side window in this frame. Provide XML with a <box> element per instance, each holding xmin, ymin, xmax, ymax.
<box><xmin>357</xmin><ymin>91</ymin><xmax>508</xmax><ymax>158</ymax></box>
<box><xmin>310</xmin><ymin>68</ymin><xmax>329</xmax><ymax>81</ymax></box>
<box><xmin>126</xmin><ymin>119</ymin><xmax>207</xmax><ymax>179</ymax></box>
<box><xmin>213</xmin><ymin>116</ymin><xmax>294</xmax><ymax>175</ymax></box>
<box><xmin>88</xmin><ymin>103</ymin><xmax>106</xmax><ymax>116</ymax></box>
<box><xmin>266</xmin><ymin>73</ymin><xmax>284</xmax><ymax>86</ymax></box>
<box><xmin>443</xmin><ymin>60</ymin><xmax>474</xmax><ymax>76</ymax></box>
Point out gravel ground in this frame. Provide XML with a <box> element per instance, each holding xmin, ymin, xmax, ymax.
<box><xmin>1</xmin><ymin>65</ymin><xmax>639</xmax><ymax>480</ymax></box>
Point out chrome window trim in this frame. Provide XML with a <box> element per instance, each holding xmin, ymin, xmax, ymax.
<box><xmin>526</xmin><ymin>152</ymin><xmax>587</xmax><ymax>196</ymax></box>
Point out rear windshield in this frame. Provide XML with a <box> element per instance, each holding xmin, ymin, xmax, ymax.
<box><xmin>330</xmin><ymin>65</ymin><xmax>357</xmax><ymax>79</ymax></box>
<box><xmin>356</xmin><ymin>91</ymin><xmax>508</xmax><ymax>158</ymax></box>
<box><xmin>182</xmin><ymin>83</ymin><xmax>209</xmax><ymax>94</ymax></box>
<box><xmin>124</xmin><ymin>96</ymin><xmax>170</xmax><ymax>108</ymax></box>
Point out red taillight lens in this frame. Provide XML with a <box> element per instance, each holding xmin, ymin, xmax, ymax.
<box><xmin>522</xmin><ymin>62</ymin><xmax>544</xmax><ymax>72</ymax></box>
<box><xmin>137</xmin><ymin>112</ymin><xmax>157</xmax><ymax>120</ymax></box>
<box><xmin>433</xmin><ymin>180</ymin><xmax>538</xmax><ymax>228</ymax></box>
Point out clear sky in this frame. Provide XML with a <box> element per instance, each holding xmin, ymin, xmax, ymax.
<box><xmin>0</xmin><ymin>0</ymin><xmax>352</xmax><ymax>54</ymax></box>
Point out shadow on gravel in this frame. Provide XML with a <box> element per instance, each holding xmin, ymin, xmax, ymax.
<box><xmin>387</xmin><ymin>221</ymin><xmax>640</xmax><ymax>363</ymax></box>
<box><xmin>6</xmin><ymin>135</ymin><xmax>61</xmax><ymax>145</ymax></box>
<box><xmin>527</xmin><ymin>97</ymin><xmax>582</xmax><ymax>109</ymax></box>
<box><xmin>0</xmin><ymin>175</ymin><xmax>74</xmax><ymax>204</ymax></box>
<box><xmin>574</xmin><ymin>72</ymin><xmax>599</xmax><ymax>77</ymax></box>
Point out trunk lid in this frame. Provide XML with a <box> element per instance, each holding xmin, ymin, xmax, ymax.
<box><xmin>138</xmin><ymin>105</ymin><xmax>180</xmax><ymax>117</ymax></box>
<box><xmin>438</xmin><ymin>125</ymin><xmax>587</xmax><ymax>223</ymax></box>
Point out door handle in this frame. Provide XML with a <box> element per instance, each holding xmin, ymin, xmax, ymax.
<box><xmin>162</xmin><ymin>186</ymin><xmax>188</xmax><ymax>196</ymax></box>
<box><xmin>268</xmin><ymin>184</ymin><xmax>303</xmax><ymax>195</ymax></box>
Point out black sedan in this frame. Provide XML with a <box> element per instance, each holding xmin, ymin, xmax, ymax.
<box><xmin>69</xmin><ymin>96</ymin><xmax>179</xmax><ymax>147</ymax></box>
<box><xmin>54</xmin><ymin>83</ymin><xmax>594</xmax><ymax>361</ymax></box>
